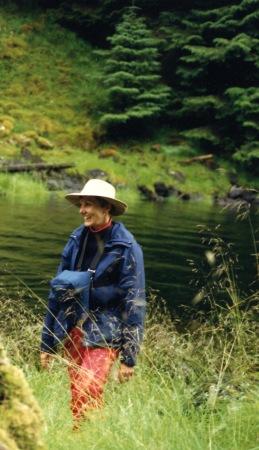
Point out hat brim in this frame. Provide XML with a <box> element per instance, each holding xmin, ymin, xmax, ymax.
<box><xmin>65</xmin><ymin>193</ymin><xmax>127</xmax><ymax>216</ymax></box>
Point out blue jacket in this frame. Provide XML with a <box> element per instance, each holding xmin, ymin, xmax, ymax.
<box><xmin>41</xmin><ymin>222</ymin><xmax>146</xmax><ymax>367</ymax></box>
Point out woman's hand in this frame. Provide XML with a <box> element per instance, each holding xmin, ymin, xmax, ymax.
<box><xmin>118</xmin><ymin>363</ymin><xmax>134</xmax><ymax>383</ymax></box>
<box><xmin>40</xmin><ymin>351</ymin><xmax>55</xmax><ymax>370</ymax></box>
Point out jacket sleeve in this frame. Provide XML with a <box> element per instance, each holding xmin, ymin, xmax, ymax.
<box><xmin>118</xmin><ymin>242</ymin><xmax>146</xmax><ymax>367</ymax></box>
<box><xmin>40</xmin><ymin>240</ymin><xmax>73</xmax><ymax>353</ymax></box>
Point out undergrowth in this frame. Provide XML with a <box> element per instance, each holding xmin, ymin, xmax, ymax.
<box><xmin>0</xmin><ymin>269</ymin><xmax>258</xmax><ymax>449</ymax></box>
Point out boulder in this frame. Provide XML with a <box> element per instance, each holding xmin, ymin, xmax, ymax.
<box><xmin>138</xmin><ymin>182</ymin><xmax>194</xmax><ymax>202</ymax></box>
<box><xmin>168</xmin><ymin>170</ymin><xmax>186</xmax><ymax>183</ymax></box>
<box><xmin>154</xmin><ymin>182</ymin><xmax>178</xmax><ymax>198</ymax></box>
<box><xmin>138</xmin><ymin>185</ymin><xmax>159</xmax><ymax>202</ymax></box>
<box><xmin>12</xmin><ymin>134</ymin><xmax>33</xmax><ymax>147</ymax></box>
<box><xmin>214</xmin><ymin>188</ymin><xmax>258</xmax><ymax>210</ymax></box>
<box><xmin>228</xmin><ymin>185</ymin><xmax>258</xmax><ymax>204</ymax></box>
<box><xmin>36</xmin><ymin>136</ymin><xmax>54</xmax><ymax>149</ymax></box>
<box><xmin>43</xmin><ymin>172</ymin><xmax>85</xmax><ymax>191</ymax></box>
<box><xmin>85</xmin><ymin>169</ymin><xmax>109</xmax><ymax>180</ymax></box>
<box><xmin>20</xmin><ymin>148</ymin><xmax>43</xmax><ymax>163</ymax></box>
<box><xmin>0</xmin><ymin>118</ymin><xmax>14</xmax><ymax>137</ymax></box>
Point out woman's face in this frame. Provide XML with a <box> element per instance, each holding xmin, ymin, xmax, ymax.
<box><xmin>79</xmin><ymin>197</ymin><xmax>111</xmax><ymax>229</ymax></box>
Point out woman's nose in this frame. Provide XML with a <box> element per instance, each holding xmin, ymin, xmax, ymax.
<box><xmin>80</xmin><ymin>204</ymin><xmax>86</xmax><ymax>214</ymax></box>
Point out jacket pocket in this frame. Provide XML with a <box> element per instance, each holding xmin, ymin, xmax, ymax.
<box><xmin>84</xmin><ymin>310</ymin><xmax>122</xmax><ymax>347</ymax></box>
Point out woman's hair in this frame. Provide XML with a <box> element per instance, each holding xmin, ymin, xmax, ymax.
<box><xmin>95</xmin><ymin>197</ymin><xmax>115</xmax><ymax>215</ymax></box>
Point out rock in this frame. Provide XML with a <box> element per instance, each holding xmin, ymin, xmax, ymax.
<box><xmin>138</xmin><ymin>185</ymin><xmax>159</xmax><ymax>202</ymax></box>
<box><xmin>178</xmin><ymin>191</ymin><xmax>191</xmax><ymax>201</ymax></box>
<box><xmin>139</xmin><ymin>182</ymin><xmax>193</xmax><ymax>202</ymax></box>
<box><xmin>0</xmin><ymin>124</ymin><xmax>7</xmax><ymax>138</ymax></box>
<box><xmin>169</xmin><ymin>170</ymin><xmax>186</xmax><ymax>183</ymax></box>
<box><xmin>228</xmin><ymin>185</ymin><xmax>258</xmax><ymax>204</ymax></box>
<box><xmin>20</xmin><ymin>148</ymin><xmax>43</xmax><ymax>163</ymax></box>
<box><xmin>0</xmin><ymin>118</ymin><xmax>14</xmax><ymax>137</ymax></box>
<box><xmin>228</xmin><ymin>172</ymin><xmax>239</xmax><ymax>186</ymax></box>
<box><xmin>43</xmin><ymin>171</ymin><xmax>85</xmax><ymax>192</ymax></box>
<box><xmin>46</xmin><ymin>179</ymin><xmax>61</xmax><ymax>191</ymax></box>
<box><xmin>63</xmin><ymin>173</ymin><xmax>85</xmax><ymax>191</ymax></box>
<box><xmin>85</xmin><ymin>169</ymin><xmax>109</xmax><ymax>180</ymax></box>
<box><xmin>228</xmin><ymin>185</ymin><xmax>245</xmax><ymax>199</ymax></box>
<box><xmin>12</xmin><ymin>134</ymin><xmax>33</xmax><ymax>147</ymax></box>
<box><xmin>154</xmin><ymin>182</ymin><xmax>174</xmax><ymax>198</ymax></box>
<box><xmin>214</xmin><ymin>184</ymin><xmax>259</xmax><ymax>209</ymax></box>
<box><xmin>154</xmin><ymin>182</ymin><xmax>186</xmax><ymax>198</ymax></box>
<box><xmin>239</xmin><ymin>189</ymin><xmax>258</xmax><ymax>204</ymax></box>
<box><xmin>23</xmin><ymin>130</ymin><xmax>38</xmax><ymax>140</ymax></box>
<box><xmin>213</xmin><ymin>194</ymin><xmax>250</xmax><ymax>210</ymax></box>
<box><xmin>36</xmin><ymin>136</ymin><xmax>54</xmax><ymax>149</ymax></box>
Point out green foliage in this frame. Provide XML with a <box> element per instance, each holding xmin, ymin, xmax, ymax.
<box><xmin>159</xmin><ymin>0</ymin><xmax>259</xmax><ymax>163</ymax></box>
<box><xmin>181</xmin><ymin>127</ymin><xmax>220</xmax><ymax>149</ymax></box>
<box><xmin>0</xmin><ymin>5</ymin><xmax>104</xmax><ymax>151</ymax></box>
<box><xmin>100</xmin><ymin>9</ymin><xmax>171</xmax><ymax>131</ymax></box>
<box><xmin>233</xmin><ymin>142</ymin><xmax>259</xmax><ymax>174</ymax></box>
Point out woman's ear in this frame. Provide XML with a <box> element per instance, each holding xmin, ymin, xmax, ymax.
<box><xmin>106</xmin><ymin>203</ymin><xmax>113</xmax><ymax>215</ymax></box>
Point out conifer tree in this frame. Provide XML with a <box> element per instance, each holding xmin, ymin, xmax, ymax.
<box><xmin>159</xmin><ymin>0</ymin><xmax>259</xmax><ymax>170</ymax></box>
<box><xmin>100</xmin><ymin>8</ymin><xmax>171</xmax><ymax>130</ymax></box>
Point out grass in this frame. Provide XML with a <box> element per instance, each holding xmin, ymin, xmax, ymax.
<box><xmin>0</xmin><ymin>172</ymin><xmax>49</xmax><ymax>200</ymax></box>
<box><xmin>1</xmin><ymin>264</ymin><xmax>258</xmax><ymax>450</ymax></box>
<box><xmin>27</xmin><ymin>365</ymin><xmax>258</xmax><ymax>450</ymax></box>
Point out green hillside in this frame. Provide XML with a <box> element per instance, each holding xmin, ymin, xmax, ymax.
<box><xmin>0</xmin><ymin>3</ymin><xmax>258</xmax><ymax>202</ymax></box>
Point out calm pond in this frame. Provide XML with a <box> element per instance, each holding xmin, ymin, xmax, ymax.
<box><xmin>0</xmin><ymin>196</ymin><xmax>257</xmax><ymax>311</ymax></box>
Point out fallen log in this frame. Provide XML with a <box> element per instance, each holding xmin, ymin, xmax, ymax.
<box><xmin>180</xmin><ymin>154</ymin><xmax>214</xmax><ymax>165</ymax></box>
<box><xmin>0</xmin><ymin>162</ymin><xmax>74</xmax><ymax>173</ymax></box>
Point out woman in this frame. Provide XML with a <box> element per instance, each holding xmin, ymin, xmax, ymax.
<box><xmin>40</xmin><ymin>179</ymin><xmax>145</xmax><ymax>423</ymax></box>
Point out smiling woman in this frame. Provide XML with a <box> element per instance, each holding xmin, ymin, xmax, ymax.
<box><xmin>79</xmin><ymin>197</ymin><xmax>112</xmax><ymax>230</ymax></box>
<box><xmin>40</xmin><ymin>179</ymin><xmax>146</xmax><ymax>427</ymax></box>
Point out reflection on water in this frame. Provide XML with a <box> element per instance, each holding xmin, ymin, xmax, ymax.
<box><xmin>0</xmin><ymin>196</ymin><xmax>258</xmax><ymax>310</ymax></box>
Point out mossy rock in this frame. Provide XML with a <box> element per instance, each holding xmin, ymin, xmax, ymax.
<box><xmin>0</xmin><ymin>116</ymin><xmax>14</xmax><ymax>137</ymax></box>
<box><xmin>23</xmin><ymin>130</ymin><xmax>39</xmax><ymax>140</ymax></box>
<box><xmin>0</xmin><ymin>340</ymin><xmax>45</xmax><ymax>450</ymax></box>
<box><xmin>36</xmin><ymin>136</ymin><xmax>54</xmax><ymax>149</ymax></box>
<box><xmin>12</xmin><ymin>134</ymin><xmax>33</xmax><ymax>147</ymax></box>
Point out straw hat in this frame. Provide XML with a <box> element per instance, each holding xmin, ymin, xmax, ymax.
<box><xmin>65</xmin><ymin>179</ymin><xmax>127</xmax><ymax>216</ymax></box>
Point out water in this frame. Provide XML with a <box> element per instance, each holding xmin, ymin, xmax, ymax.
<box><xmin>0</xmin><ymin>196</ymin><xmax>257</xmax><ymax>310</ymax></box>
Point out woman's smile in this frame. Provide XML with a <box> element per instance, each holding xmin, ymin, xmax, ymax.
<box><xmin>79</xmin><ymin>197</ymin><xmax>111</xmax><ymax>229</ymax></box>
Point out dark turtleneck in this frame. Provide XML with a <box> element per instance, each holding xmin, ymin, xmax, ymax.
<box><xmin>76</xmin><ymin>222</ymin><xmax>113</xmax><ymax>271</ymax></box>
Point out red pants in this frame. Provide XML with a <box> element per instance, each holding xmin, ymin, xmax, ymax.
<box><xmin>64</xmin><ymin>327</ymin><xmax>118</xmax><ymax>420</ymax></box>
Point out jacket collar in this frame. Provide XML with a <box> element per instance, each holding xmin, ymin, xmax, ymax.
<box><xmin>70</xmin><ymin>222</ymin><xmax>133</xmax><ymax>248</ymax></box>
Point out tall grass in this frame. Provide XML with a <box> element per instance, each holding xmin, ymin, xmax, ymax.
<box><xmin>1</xmin><ymin>257</ymin><xmax>258</xmax><ymax>450</ymax></box>
<box><xmin>0</xmin><ymin>173</ymin><xmax>49</xmax><ymax>200</ymax></box>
